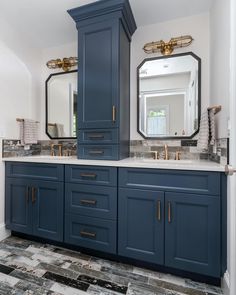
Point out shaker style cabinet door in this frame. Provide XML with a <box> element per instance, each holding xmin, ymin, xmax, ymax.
<box><xmin>118</xmin><ymin>188</ymin><xmax>164</xmax><ymax>264</ymax></box>
<box><xmin>5</xmin><ymin>178</ymin><xmax>32</xmax><ymax>235</ymax></box>
<box><xmin>165</xmin><ymin>192</ymin><xmax>221</xmax><ymax>277</ymax></box>
<box><xmin>78</xmin><ymin>20</ymin><xmax>119</xmax><ymax>129</ymax></box>
<box><xmin>32</xmin><ymin>180</ymin><xmax>64</xmax><ymax>242</ymax></box>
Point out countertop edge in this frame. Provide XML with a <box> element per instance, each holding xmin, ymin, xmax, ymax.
<box><xmin>2</xmin><ymin>157</ymin><xmax>226</xmax><ymax>172</ymax></box>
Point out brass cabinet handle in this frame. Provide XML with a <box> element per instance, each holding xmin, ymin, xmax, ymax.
<box><xmin>112</xmin><ymin>106</ymin><xmax>116</xmax><ymax>123</ymax></box>
<box><xmin>89</xmin><ymin>150</ymin><xmax>104</xmax><ymax>155</ymax></box>
<box><xmin>31</xmin><ymin>187</ymin><xmax>37</xmax><ymax>204</ymax></box>
<box><xmin>168</xmin><ymin>202</ymin><xmax>172</xmax><ymax>223</ymax></box>
<box><xmin>80</xmin><ymin>173</ymin><xmax>97</xmax><ymax>178</ymax></box>
<box><xmin>80</xmin><ymin>230</ymin><xmax>96</xmax><ymax>238</ymax></box>
<box><xmin>26</xmin><ymin>186</ymin><xmax>30</xmax><ymax>202</ymax></box>
<box><xmin>80</xmin><ymin>199</ymin><xmax>97</xmax><ymax>206</ymax></box>
<box><xmin>88</xmin><ymin>134</ymin><xmax>105</xmax><ymax>140</ymax></box>
<box><xmin>157</xmin><ymin>200</ymin><xmax>161</xmax><ymax>221</ymax></box>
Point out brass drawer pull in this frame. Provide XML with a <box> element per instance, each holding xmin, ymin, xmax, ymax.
<box><xmin>88</xmin><ymin>135</ymin><xmax>105</xmax><ymax>140</ymax></box>
<box><xmin>80</xmin><ymin>173</ymin><xmax>97</xmax><ymax>178</ymax></box>
<box><xmin>157</xmin><ymin>200</ymin><xmax>161</xmax><ymax>221</ymax></box>
<box><xmin>89</xmin><ymin>150</ymin><xmax>104</xmax><ymax>155</ymax></box>
<box><xmin>26</xmin><ymin>186</ymin><xmax>30</xmax><ymax>202</ymax></box>
<box><xmin>80</xmin><ymin>199</ymin><xmax>97</xmax><ymax>205</ymax></box>
<box><xmin>80</xmin><ymin>230</ymin><xmax>96</xmax><ymax>238</ymax></box>
<box><xmin>112</xmin><ymin>106</ymin><xmax>116</xmax><ymax>123</ymax></box>
<box><xmin>31</xmin><ymin>187</ymin><xmax>37</xmax><ymax>204</ymax></box>
<box><xmin>168</xmin><ymin>202</ymin><xmax>172</xmax><ymax>223</ymax></box>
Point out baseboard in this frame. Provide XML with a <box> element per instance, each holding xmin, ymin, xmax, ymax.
<box><xmin>222</xmin><ymin>271</ymin><xmax>230</xmax><ymax>295</ymax></box>
<box><xmin>0</xmin><ymin>223</ymin><xmax>10</xmax><ymax>241</ymax></box>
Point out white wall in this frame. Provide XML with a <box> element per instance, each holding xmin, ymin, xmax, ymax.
<box><xmin>210</xmin><ymin>0</ymin><xmax>230</xmax><ymax>139</ymax></box>
<box><xmin>131</xmin><ymin>13</ymin><xmax>210</xmax><ymax>139</ymax></box>
<box><xmin>0</xmin><ymin>18</ymin><xmax>42</xmax><ymax>239</ymax></box>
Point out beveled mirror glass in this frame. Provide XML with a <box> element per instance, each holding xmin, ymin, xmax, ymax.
<box><xmin>138</xmin><ymin>52</ymin><xmax>201</xmax><ymax>139</ymax></box>
<box><xmin>46</xmin><ymin>70</ymin><xmax>77</xmax><ymax>139</ymax></box>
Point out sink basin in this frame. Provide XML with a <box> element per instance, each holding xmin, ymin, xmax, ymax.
<box><xmin>25</xmin><ymin>155</ymin><xmax>73</xmax><ymax>160</ymax></box>
<box><xmin>141</xmin><ymin>159</ymin><xmax>195</xmax><ymax>164</ymax></box>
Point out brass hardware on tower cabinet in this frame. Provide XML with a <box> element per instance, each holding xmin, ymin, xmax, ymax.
<box><xmin>168</xmin><ymin>202</ymin><xmax>172</xmax><ymax>223</ymax></box>
<box><xmin>89</xmin><ymin>150</ymin><xmax>104</xmax><ymax>155</ymax></box>
<box><xmin>80</xmin><ymin>230</ymin><xmax>96</xmax><ymax>238</ymax></box>
<box><xmin>80</xmin><ymin>199</ymin><xmax>97</xmax><ymax>205</ymax></box>
<box><xmin>88</xmin><ymin>135</ymin><xmax>105</xmax><ymax>140</ymax></box>
<box><xmin>157</xmin><ymin>200</ymin><xmax>161</xmax><ymax>221</ymax></box>
<box><xmin>80</xmin><ymin>173</ymin><xmax>97</xmax><ymax>178</ymax></box>
<box><xmin>31</xmin><ymin>187</ymin><xmax>36</xmax><ymax>204</ymax></box>
<box><xmin>112</xmin><ymin>106</ymin><xmax>116</xmax><ymax>123</ymax></box>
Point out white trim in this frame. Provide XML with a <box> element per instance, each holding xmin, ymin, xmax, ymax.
<box><xmin>229</xmin><ymin>0</ymin><xmax>236</xmax><ymax>294</ymax></box>
<box><xmin>222</xmin><ymin>271</ymin><xmax>230</xmax><ymax>295</ymax></box>
<box><xmin>0</xmin><ymin>223</ymin><xmax>10</xmax><ymax>241</ymax></box>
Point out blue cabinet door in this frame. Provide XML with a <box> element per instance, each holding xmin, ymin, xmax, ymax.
<box><xmin>32</xmin><ymin>180</ymin><xmax>64</xmax><ymax>242</ymax></box>
<box><xmin>165</xmin><ymin>192</ymin><xmax>221</xmax><ymax>277</ymax></box>
<box><xmin>118</xmin><ymin>188</ymin><xmax>164</xmax><ymax>264</ymax></box>
<box><xmin>5</xmin><ymin>178</ymin><xmax>32</xmax><ymax>235</ymax></box>
<box><xmin>78</xmin><ymin>20</ymin><xmax>119</xmax><ymax>129</ymax></box>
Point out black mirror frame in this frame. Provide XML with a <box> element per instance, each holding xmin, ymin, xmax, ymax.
<box><xmin>137</xmin><ymin>52</ymin><xmax>201</xmax><ymax>140</ymax></box>
<box><xmin>45</xmin><ymin>70</ymin><xmax>78</xmax><ymax>140</ymax></box>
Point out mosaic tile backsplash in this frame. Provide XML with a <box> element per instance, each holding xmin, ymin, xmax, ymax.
<box><xmin>2</xmin><ymin>138</ymin><xmax>228</xmax><ymax>165</ymax></box>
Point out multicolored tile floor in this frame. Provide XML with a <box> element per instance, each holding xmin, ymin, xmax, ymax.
<box><xmin>0</xmin><ymin>236</ymin><xmax>223</xmax><ymax>295</ymax></box>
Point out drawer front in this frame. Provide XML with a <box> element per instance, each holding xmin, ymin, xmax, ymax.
<box><xmin>65</xmin><ymin>184</ymin><xmax>117</xmax><ymax>220</ymax></box>
<box><xmin>65</xmin><ymin>214</ymin><xmax>117</xmax><ymax>254</ymax></box>
<box><xmin>6</xmin><ymin>162</ymin><xmax>64</xmax><ymax>182</ymax></box>
<box><xmin>65</xmin><ymin>165</ymin><xmax>117</xmax><ymax>186</ymax></box>
<box><xmin>79</xmin><ymin>129</ymin><xmax>118</xmax><ymax>144</ymax></box>
<box><xmin>78</xmin><ymin>145</ymin><xmax>119</xmax><ymax>160</ymax></box>
<box><xmin>119</xmin><ymin>168</ymin><xmax>220</xmax><ymax>195</ymax></box>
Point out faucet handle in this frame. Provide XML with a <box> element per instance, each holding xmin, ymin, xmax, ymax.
<box><xmin>151</xmin><ymin>151</ymin><xmax>159</xmax><ymax>160</ymax></box>
<box><xmin>175</xmin><ymin>151</ymin><xmax>181</xmax><ymax>160</ymax></box>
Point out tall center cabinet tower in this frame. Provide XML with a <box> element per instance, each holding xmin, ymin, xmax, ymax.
<box><xmin>68</xmin><ymin>0</ymin><xmax>137</xmax><ymax>160</ymax></box>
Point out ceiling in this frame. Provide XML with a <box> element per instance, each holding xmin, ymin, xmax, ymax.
<box><xmin>0</xmin><ymin>0</ymin><xmax>213</xmax><ymax>49</ymax></box>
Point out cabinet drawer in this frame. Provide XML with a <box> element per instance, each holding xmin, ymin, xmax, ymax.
<box><xmin>119</xmin><ymin>168</ymin><xmax>220</xmax><ymax>195</ymax></box>
<box><xmin>6</xmin><ymin>162</ymin><xmax>64</xmax><ymax>182</ymax></box>
<box><xmin>65</xmin><ymin>165</ymin><xmax>117</xmax><ymax>186</ymax></box>
<box><xmin>65</xmin><ymin>184</ymin><xmax>117</xmax><ymax>220</ymax></box>
<box><xmin>79</xmin><ymin>129</ymin><xmax>118</xmax><ymax>144</ymax></box>
<box><xmin>65</xmin><ymin>214</ymin><xmax>117</xmax><ymax>254</ymax></box>
<box><xmin>78</xmin><ymin>145</ymin><xmax>119</xmax><ymax>160</ymax></box>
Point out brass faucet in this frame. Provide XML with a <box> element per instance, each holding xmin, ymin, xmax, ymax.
<box><xmin>163</xmin><ymin>144</ymin><xmax>169</xmax><ymax>160</ymax></box>
<box><xmin>50</xmin><ymin>144</ymin><xmax>62</xmax><ymax>157</ymax></box>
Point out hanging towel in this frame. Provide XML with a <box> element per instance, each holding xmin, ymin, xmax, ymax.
<box><xmin>19</xmin><ymin>119</ymin><xmax>39</xmax><ymax>145</ymax></box>
<box><xmin>56</xmin><ymin>124</ymin><xmax>64</xmax><ymax>137</ymax></box>
<box><xmin>197</xmin><ymin>110</ymin><xmax>209</xmax><ymax>152</ymax></box>
<box><xmin>209</xmin><ymin>109</ymin><xmax>216</xmax><ymax>145</ymax></box>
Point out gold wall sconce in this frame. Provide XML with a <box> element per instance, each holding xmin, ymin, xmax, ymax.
<box><xmin>143</xmin><ymin>35</ymin><xmax>193</xmax><ymax>56</ymax></box>
<box><xmin>46</xmin><ymin>57</ymin><xmax>78</xmax><ymax>72</ymax></box>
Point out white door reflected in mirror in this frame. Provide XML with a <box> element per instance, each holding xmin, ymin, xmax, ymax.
<box><xmin>46</xmin><ymin>70</ymin><xmax>77</xmax><ymax>139</ymax></box>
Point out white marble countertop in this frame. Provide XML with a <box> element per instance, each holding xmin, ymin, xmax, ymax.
<box><xmin>2</xmin><ymin>155</ymin><xmax>226</xmax><ymax>172</ymax></box>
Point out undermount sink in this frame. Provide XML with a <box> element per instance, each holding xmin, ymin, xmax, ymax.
<box><xmin>25</xmin><ymin>155</ymin><xmax>73</xmax><ymax>160</ymax></box>
<box><xmin>141</xmin><ymin>159</ymin><xmax>195</xmax><ymax>164</ymax></box>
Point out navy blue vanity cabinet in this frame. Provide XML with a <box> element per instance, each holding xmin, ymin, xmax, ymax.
<box><xmin>165</xmin><ymin>192</ymin><xmax>221</xmax><ymax>277</ymax></box>
<box><xmin>118</xmin><ymin>188</ymin><xmax>164</xmax><ymax>264</ymax></box>
<box><xmin>5</xmin><ymin>178</ymin><xmax>32</xmax><ymax>235</ymax></box>
<box><xmin>68</xmin><ymin>0</ymin><xmax>137</xmax><ymax>160</ymax></box>
<box><xmin>118</xmin><ymin>168</ymin><xmax>225</xmax><ymax>278</ymax></box>
<box><xmin>5</xmin><ymin>162</ymin><xmax>64</xmax><ymax>242</ymax></box>
<box><xmin>64</xmin><ymin>165</ymin><xmax>118</xmax><ymax>254</ymax></box>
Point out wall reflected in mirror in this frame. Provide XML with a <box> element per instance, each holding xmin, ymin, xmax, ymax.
<box><xmin>138</xmin><ymin>53</ymin><xmax>201</xmax><ymax>139</ymax></box>
<box><xmin>46</xmin><ymin>70</ymin><xmax>77</xmax><ymax>139</ymax></box>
